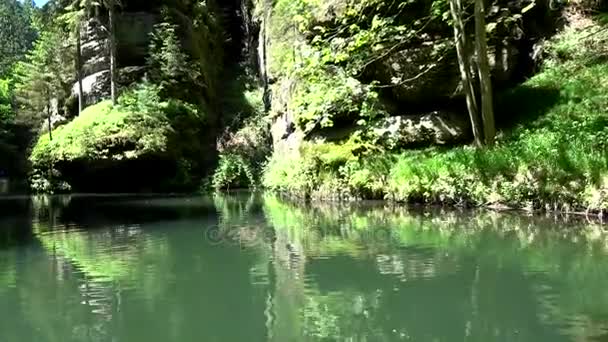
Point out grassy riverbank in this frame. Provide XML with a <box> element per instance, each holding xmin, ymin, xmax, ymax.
<box><xmin>263</xmin><ymin>20</ymin><xmax>608</xmax><ymax>212</ymax></box>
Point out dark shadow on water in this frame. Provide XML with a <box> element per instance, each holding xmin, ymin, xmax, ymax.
<box><xmin>0</xmin><ymin>197</ymin><xmax>32</xmax><ymax>248</ymax></box>
<box><xmin>495</xmin><ymin>85</ymin><xmax>561</xmax><ymax>132</ymax></box>
<box><xmin>29</xmin><ymin>194</ymin><xmax>221</xmax><ymax>233</ymax></box>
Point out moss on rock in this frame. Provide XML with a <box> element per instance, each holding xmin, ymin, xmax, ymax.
<box><xmin>29</xmin><ymin>84</ymin><xmax>207</xmax><ymax>193</ymax></box>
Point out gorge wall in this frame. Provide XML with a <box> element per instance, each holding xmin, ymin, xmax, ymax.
<box><xmin>31</xmin><ymin>0</ymin><xmax>565</xmax><ymax>193</ymax></box>
<box><xmin>255</xmin><ymin>0</ymin><xmax>562</xmax><ymax>157</ymax></box>
<box><xmin>31</xmin><ymin>0</ymin><xmax>233</xmax><ymax>192</ymax></box>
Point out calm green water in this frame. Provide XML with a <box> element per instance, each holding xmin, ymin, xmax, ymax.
<box><xmin>1</xmin><ymin>194</ymin><xmax>608</xmax><ymax>341</ymax></box>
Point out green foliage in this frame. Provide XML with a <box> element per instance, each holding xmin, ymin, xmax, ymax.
<box><xmin>213</xmin><ymin>88</ymin><xmax>271</xmax><ymax>190</ymax></box>
<box><xmin>0</xmin><ymin>74</ymin><xmax>32</xmax><ymax>184</ymax></box>
<box><xmin>0</xmin><ymin>0</ymin><xmax>231</xmax><ymax>193</ymax></box>
<box><xmin>13</xmin><ymin>25</ymin><xmax>75</xmax><ymax>128</ymax></box>
<box><xmin>222</xmin><ymin>77</ymin><xmax>266</xmax><ymax>129</ymax></box>
<box><xmin>0</xmin><ymin>78</ymin><xmax>12</xmax><ymax>122</ymax></box>
<box><xmin>212</xmin><ymin>153</ymin><xmax>257</xmax><ymax>190</ymax></box>
<box><xmin>264</xmin><ymin>0</ymin><xmax>540</xmax><ymax>138</ymax></box>
<box><xmin>265</xmin><ymin>0</ymin><xmax>452</xmax><ymax>134</ymax></box>
<box><xmin>263</xmin><ymin>151</ymin><xmax>319</xmax><ymax>198</ymax></box>
<box><xmin>544</xmin><ymin>23</ymin><xmax>608</xmax><ymax>68</ymax></box>
<box><xmin>0</xmin><ymin>0</ymin><xmax>38</xmax><ymax>76</ymax></box>
<box><xmin>22</xmin><ymin>0</ymin><xmax>227</xmax><ymax>193</ymax></box>
<box><xmin>290</xmin><ymin>69</ymin><xmax>384</xmax><ymax>133</ymax></box>
<box><xmin>264</xmin><ymin>19</ymin><xmax>608</xmax><ymax>211</ymax></box>
<box><xmin>263</xmin><ymin>135</ymin><xmax>386</xmax><ymax>200</ymax></box>
<box><xmin>28</xmin><ymin>82</ymin><xmax>209</xmax><ymax>192</ymax></box>
<box><xmin>29</xmin><ymin>83</ymin><xmax>174</xmax><ymax>166</ymax></box>
<box><xmin>143</xmin><ymin>3</ymin><xmax>226</xmax><ymax>190</ymax></box>
<box><xmin>30</xmin><ymin>98</ymin><xmax>169</xmax><ymax>167</ymax></box>
<box><xmin>150</xmin><ymin>1</ymin><xmax>223</xmax><ymax>106</ymax></box>
<box><xmin>148</xmin><ymin>20</ymin><xmax>202</xmax><ymax>99</ymax></box>
<box><xmin>117</xmin><ymin>82</ymin><xmax>166</xmax><ymax>116</ymax></box>
<box><xmin>269</xmin><ymin>0</ymin><xmax>449</xmax><ymax>77</ymax></box>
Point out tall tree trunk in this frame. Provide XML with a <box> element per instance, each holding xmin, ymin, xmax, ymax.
<box><xmin>261</xmin><ymin>10</ymin><xmax>270</xmax><ymax>113</ymax></box>
<box><xmin>47</xmin><ymin>91</ymin><xmax>53</xmax><ymax>141</ymax></box>
<box><xmin>108</xmin><ymin>6</ymin><xmax>117</xmax><ymax>105</ymax></box>
<box><xmin>475</xmin><ymin>0</ymin><xmax>496</xmax><ymax>145</ymax></box>
<box><xmin>450</xmin><ymin>0</ymin><xmax>483</xmax><ymax>147</ymax></box>
<box><xmin>76</xmin><ymin>24</ymin><xmax>84</xmax><ymax>114</ymax></box>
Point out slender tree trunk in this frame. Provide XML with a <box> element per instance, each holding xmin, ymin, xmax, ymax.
<box><xmin>261</xmin><ymin>10</ymin><xmax>270</xmax><ymax>113</ymax></box>
<box><xmin>475</xmin><ymin>0</ymin><xmax>496</xmax><ymax>145</ymax></box>
<box><xmin>76</xmin><ymin>24</ymin><xmax>84</xmax><ymax>114</ymax></box>
<box><xmin>47</xmin><ymin>115</ymin><xmax>52</xmax><ymax>141</ymax></box>
<box><xmin>47</xmin><ymin>92</ymin><xmax>53</xmax><ymax>141</ymax></box>
<box><xmin>450</xmin><ymin>0</ymin><xmax>483</xmax><ymax>147</ymax></box>
<box><xmin>108</xmin><ymin>6</ymin><xmax>117</xmax><ymax>105</ymax></box>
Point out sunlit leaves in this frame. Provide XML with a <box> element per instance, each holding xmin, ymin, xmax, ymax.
<box><xmin>289</xmin><ymin>69</ymin><xmax>383</xmax><ymax>134</ymax></box>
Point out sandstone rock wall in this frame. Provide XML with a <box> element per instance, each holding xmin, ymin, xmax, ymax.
<box><xmin>73</xmin><ymin>11</ymin><xmax>158</xmax><ymax>107</ymax></box>
<box><xmin>264</xmin><ymin>0</ymin><xmax>561</xmax><ymax>152</ymax></box>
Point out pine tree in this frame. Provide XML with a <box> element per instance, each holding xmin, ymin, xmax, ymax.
<box><xmin>14</xmin><ymin>28</ymin><xmax>74</xmax><ymax>139</ymax></box>
<box><xmin>148</xmin><ymin>20</ymin><xmax>201</xmax><ymax>100</ymax></box>
<box><xmin>0</xmin><ymin>0</ymin><xmax>38</xmax><ymax>76</ymax></box>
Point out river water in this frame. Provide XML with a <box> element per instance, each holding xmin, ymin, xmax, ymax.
<box><xmin>1</xmin><ymin>193</ymin><xmax>608</xmax><ymax>341</ymax></box>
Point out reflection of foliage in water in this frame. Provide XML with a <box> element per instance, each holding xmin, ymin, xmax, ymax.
<box><xmin>263</xmin><ymin>195</ymin><xmax>608</xmax><ymax>341</ymax></box>
<box><xmin>35</xmin><ymin>221</ymin><xmax>173</xmax><ymax>305</ymax></box>
<box><xmin>213</xmin><ymin>192</ymin><xmax>257</xmax><ymax>222</ymax></box>
<box><xmin>213</xmin><ymin>192</ymin><xmax>274</xmax><ymax>286</ymax></box>
<box><xmin>13</xmin><ymin>194</ymin><xmax>608</xmax><ymax>341</ymax></box>
<box><xmin>0</xmin><ymin>250</ymin><xmax>16</xmax><ymax>294</ymax></box>
<box><xmin>302</xmin><ymin>296</ymin><xmax>340</xmax><ymax>339</ymax></box>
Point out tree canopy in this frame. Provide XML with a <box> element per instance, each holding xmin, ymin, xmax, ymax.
<box><xmin>0</xmin><ymin>0</ymin><xmax>38</xmax><ymax>76</ymax></box>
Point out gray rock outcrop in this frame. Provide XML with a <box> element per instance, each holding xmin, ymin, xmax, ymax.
<box><xmin>72</xmin><ymin>12</ymin><xmax>158</xmax><ymax>108</ymax></box>
<box><xmin>371</xmin><ymin>111</ymin><xmax>471</xmax><ymax>149</ymax></box>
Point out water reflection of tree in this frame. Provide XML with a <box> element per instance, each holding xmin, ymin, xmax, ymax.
<box><xmin>262</xmin><ymin>196</ymin><xmax>608</xmax><ymax>341</ymax></box>
<box><xmin>13</xmin><ymin>193</ymin><xmax>272</xmax><ymax>341</ymax></box>
<box><xmin>4</xmin><ymin>194</ymin><xmax>608</xmax><ymax>341</ymax></box>
<box><xmin>0</xmin><ymin>195</ymin><xmax>33</xmax><ymax>249</ymax></box>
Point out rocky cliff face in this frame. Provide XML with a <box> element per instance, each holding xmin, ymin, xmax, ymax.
<box><xmin>46</xmin><ymin>0</ymin><xmax>563</xmax><ymax>192</ymax></box>
<box><xmin>73</xmin><ymin>11</ymin><xmax>157</xmax><ymax>107</ymax></box>
<box><xmin>36</xmin><ymin>0</ymin><xmax>230</xmax><ymax>193</ymax></box>
<box><xmin>255</xmin><ymin>0</ymin><xmax>561</xmax><ymax>155</ymax></box>
<box><xmin>365</xmin><ymin>1</ymin><xmax>558</xmax><ymax>107</ymax></box>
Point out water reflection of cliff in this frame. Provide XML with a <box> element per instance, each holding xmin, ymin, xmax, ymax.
<box><xmin>2</xmin><ymin>194</ymin><xmax>608</xmax><ymax>341</ymax></box>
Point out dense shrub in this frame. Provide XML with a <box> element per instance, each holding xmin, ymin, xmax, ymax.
<box><xmin>212</xmin><ymin>153</ymin><xmax>257</xmax><ymax>190</ymax></box>
<box><xmin>212</xmin><ymin>86</ymin><xmax>272</xmax><ymax>191</ymax></box>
